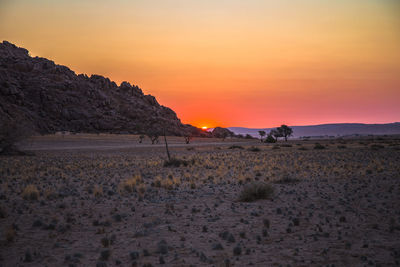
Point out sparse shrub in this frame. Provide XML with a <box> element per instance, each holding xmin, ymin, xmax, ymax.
<box><xmin>119</xmin><ymin>175</ymin><xmax>142</xmax><ymax>193</ymax></box>
<box><xmin>298</xmin><ymin>147</ymin><xmax>308</xmax><ymax>151</ymax></box>
<box><xmin>153</xmin><ymin>176</ymin><xmax>162</xmax><ymax>187</ymax></box>
<box><xmin>93</xmin><ymin>185</ymin><xmax>103</xmax><ymax>197</ymax></box>
<box><xmin>264</xmin><ymin>134</ymin><xmax>276</xmax><ymax>143</ymax></box>
<box><xmin>0</xmin><ymin>205</ymin><xmax>6</xmax><ymax>218</ymax></box>
<box><xmin>100</xmin><ymin>249</ymin><xmax>111</xmax><ymax>261</ymax></box>
<box><xmin>6</xmin><ymin>226</ymin><xmax>16</xmax><ymax>242</ymax></box>
<box><xmin>274</xmin><ymin>176</ymin><xmax>300</xmax><ymax>184</ymax></box>
<box><xmin>101</xmin><ymin>237</ymin><xmax>110</xmax><ymax>247</ymax></box>
<box><xmin>163</xmin><ymin>157</ymin><xmax>194</xmax><ymax>167</ymax></box>
<box><xmin>245</xmin><ymin>134</ymin><xmax>254</xmax><ymax>139</ymax></box>
<box><xmin>147</xmin><ymin>132</ymin><xmax>159</xmax><ymax>144</ymax></box>
<box><xmin>184</xmin><ymin>135</ymin><xmax>193</xmax><ymax>144</ymax></box>
<box><xmin>233</xmin><ymin>245</ymin><xmax>242</xmax><ymax>256</ymax></box>
<box><xmin>272</xmin><ymin>145</ymin><xmax>280</xmax><ymax>150</ymax></box>
<box><xmin>137</xmin><ymin>183</ymin><xmax>146</xmax><ymax>196</ymax></box>
<box><xmin>22</xmin><ymin>184</ymin><xmax>39</xmax><ymax>200</ymax></box>
<box><xmin>314</xmin><ymin>143</ymin><xmax>325</xmax><ymax>150</ymax></box>
<box><xmin>156</xmin><ymin>240</ymin><xmax>168</xmax><ymax>254</ymax></box>
<box><xmin>337</xmin><ymin>145</ymin><xmax>347</xmax><ymax>149</ymax></box>
<box><xmin>138</xmin><ymin>135</ymin><xmax>145</xmax><ymax>143</ymax></box>
<box><xmin>280</xmin><ymin>144</ymin><xmax>292</xmax><ymax>147</ymax></box>
<box><xmin>263</xmin><ymin>219</ymin><xmax>270</xmax><ymax>229</ymax></box>
<box><xmin>238</xmin><ymin>182</ymin><xmax>274</xmax><ymax>202</ymax></box>
<box><xmin>371</xmin><ymin>144</ymin><xmax>384</xmax><ymax>150</ymax></box>
<box><xmin>229</xmin><ymin>145</ymin><xmax>244</xmax><ymax>149</ymax></box>
<box><xmin>247</xmin><ymin>146</ymin><xmax>261</xmax><ymax>152</ymax></box>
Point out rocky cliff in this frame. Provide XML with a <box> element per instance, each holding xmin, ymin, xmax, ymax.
<box><xmin>0</xmin><ymin>41</ymin><xmax>203</xmax><ymax>136</ymax></box>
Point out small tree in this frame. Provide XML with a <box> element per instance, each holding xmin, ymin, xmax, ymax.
<box><xmin>184</xmin><ymin>135</ymin><xmax>193</xmax><ymax>144</ymax></box>
<box><xmin>270</xmin><ymin>129</ymin><xmax>282</xmax><ymax>142</ymax></box>
<box><xmin>277</xmin><ymin>125</ymin><xmax>293</xmax><ymax>141</ymax></box>
<box><xmin>264</xmin><ymin>134</ymin><xmax>276</xmax><ymax>143</ymax></box>
<box><xmin>146</xmin><ymin>132</ymin><xmax>159</xmax><ymax>144</ymax></box>
<box><xmin>258</xmin><ymin>131</ymin><xmax>266</xmax><ymax>142</ymax></box>
<box><xmin>138</xmin><ymin>135</ymin><xmax>145</xmax><ymax>143</ymax></box>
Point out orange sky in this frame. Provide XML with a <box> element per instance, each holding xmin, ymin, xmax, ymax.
<box><xmin>1</xmin><ymin>0</ymin><xmax>399</xmax><ymax>128</ymax></box>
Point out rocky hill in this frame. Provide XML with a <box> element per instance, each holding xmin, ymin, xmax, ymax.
<box><xmin>0</xmin><ymin>41</ymin><xmax>203</xmax><ymax>136</ymax></box>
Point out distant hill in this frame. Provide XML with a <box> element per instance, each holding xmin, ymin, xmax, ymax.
<box><xmin>229</xmin><ymin>123</ymin><xmax>400</xmax><ymax>138</ymax></box>
<box><xmin>0</xmin><ymin>41</ymin><xmax>203</xmax><ymax>136</ymax></box>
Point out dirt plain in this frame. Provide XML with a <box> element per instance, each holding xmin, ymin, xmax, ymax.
<box><xmin>0</xmin><ymin>134</ymin><xmax>400</xmax><ymax>266</ymax></box>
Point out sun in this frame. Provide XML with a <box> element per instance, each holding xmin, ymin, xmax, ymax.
<box><xmin>202</xmin><ymin>126</ymin><xmax>208</xmax><ymax>130</ymax></box>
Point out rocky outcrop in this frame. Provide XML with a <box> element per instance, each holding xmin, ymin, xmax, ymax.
<box><xmin>0</xmin><ymin>41</ymin><xmax>203</xmax><ymax>136</ymax></box>
<box><xmin>212</xmin><ymin>127</ymin><xmax>235</xmax><ymax>138</ymax></box>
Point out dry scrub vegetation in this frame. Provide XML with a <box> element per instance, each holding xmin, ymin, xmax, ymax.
<box><xmin>0</xmin><ymin>136</ymin><xmax>400</xmax><ymax>266</ymax></box>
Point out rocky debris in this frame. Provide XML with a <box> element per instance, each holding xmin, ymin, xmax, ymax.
<box><xmin>0</xmin><ymin>41</ymin><xmax>203</xmax><ymax>136</ymax></box>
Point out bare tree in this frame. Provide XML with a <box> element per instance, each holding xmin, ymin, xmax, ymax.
<box><xmin>163</xmin><ymin>128</ymin><xmax>171</xmax><ymax>161</ymax></box>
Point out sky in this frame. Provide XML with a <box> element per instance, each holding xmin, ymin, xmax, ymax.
<box><xmin>1</xmin><ymin>0</ymin><xmax>399</xmax><ymax>128</ymax></box>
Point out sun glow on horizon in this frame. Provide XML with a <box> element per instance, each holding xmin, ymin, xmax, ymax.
<box><xmin>1</xmin><ymin>0</ymin><xmax>399</xmax><ymax>127</ymax></box>
<box><xmin>201</xmin><ymin>126</ymin><xmax>208</xmax><ymax>130</ymax></box>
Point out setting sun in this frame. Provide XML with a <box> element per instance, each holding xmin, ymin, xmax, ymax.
<box><xmin>202</xmin><ymin>126</ymin><xmax>208</xmax><ymax>130</ymax></box>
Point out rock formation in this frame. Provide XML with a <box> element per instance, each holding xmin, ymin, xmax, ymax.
<box><xmin>0</xmin><ymin>41</ymin><xmax>203</xmax><ymax>136</ymax></box>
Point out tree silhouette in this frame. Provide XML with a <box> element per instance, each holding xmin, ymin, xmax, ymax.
<box><xmin>184</xmin><ymin>135</ymin><xmax>193</xmax><ymax>144</ymax></box>
<box><xmin>258</xmin><ymin>130</ymin><xmax>266</xmax><ymax>142</ymax></box>
<box><xmin>146</xmin><ymin>132</ymin><xmax>159</xmax><ymax>144</ymax></box>
<box><xmin>277</xmin><ymin>125</ymin><xmax>293</xmax><ymax>141</ymax></box>
<box><xmin>264</xmin><ymin>133</ymin><xmax>276</xmax><ymax>143</ymax></box>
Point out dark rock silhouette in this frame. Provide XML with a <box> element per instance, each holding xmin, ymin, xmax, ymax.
<box><xmin>0</xmin><ymin>41</ymin><xmax>202</xmax><ymax>136</ymax></box>
<box><xmin>212</xmin><ymin>127</ymin><xmax>234</xmax><ymax>139</ymax></box>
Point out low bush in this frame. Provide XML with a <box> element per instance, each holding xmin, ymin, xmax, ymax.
<box><xmin>371</xmin><ymin>144</ymin><xmax>384</xmax><ymax>150</ymax></box>
<box><xmin>229</xmin><ymin>145</ymin><xmax>244</xmax><ymax>150</ymax></box>
<box><xmin>274</xmin><ymin>177</ymin><xmax>300</xmax><ymax>184</ymax></box>
<box><xmin>314</xmin><ymin>143</ymin><xmax>325</xmax><ymax>150</ymax></box>
<box><xmin>280</xmin><ymin>144</ymin><xmax>292</xmax><ymax>147</ymax></box>
<box><xmin>238</xmin><ymin>182</ymin><xmax>274</xmax><ymax>202</ymax></box>
<box><xmin>163</xmin><ymin>158</ymin><xmax>194</xmax><ymax>167</ymax></box>
<box><xmin>22</xmin><ymin>184</ymin><xmax>39</xmax><ymax>200</ymax></box>
<box><xmin>247</xmin><ymin>146</ymin><xmax>261</xmax><ymax>152</ymax></box>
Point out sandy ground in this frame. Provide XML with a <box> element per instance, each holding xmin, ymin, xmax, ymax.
<box><xmin>0</xmin><ymin>135</ymin><xmax>400</xmax><ymax>266</ymax></box>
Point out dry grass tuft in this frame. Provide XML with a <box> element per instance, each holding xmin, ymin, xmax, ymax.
<box><xmin>21</xmin><ymin>184</ymin><xmax>39</xmax><ymax>200</ymax></box>
<box><xmin>93</xmin><ymin>185</ymin><xmax>103</xmax><ymax>197</ymax></box>
<box><xmin>6</xmin><ymin>226</ymin><xmax>16</xmax><ymax>243</ymax></box>
<box><xmin>119</xmin><ymin>174</ymin><xmax>142</xmax><ymax>193</ymax></box>
<box><xmin>163</xmin><ymin>157</ymin><xmax>194</xmax><ymax>167</ymax></box>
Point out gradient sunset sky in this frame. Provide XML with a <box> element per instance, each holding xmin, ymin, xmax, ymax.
<box><xmin>1</xmin><ymin>0</ymin><xmax>399</xmax><ymax>128</ymax></box>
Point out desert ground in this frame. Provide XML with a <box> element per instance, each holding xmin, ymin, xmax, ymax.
<box><xmin>0</xmin><ymin>134</ymin><xmax>400</xmax><ymax>266</ymax></box>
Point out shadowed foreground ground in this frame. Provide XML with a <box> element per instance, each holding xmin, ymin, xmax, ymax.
<box><xmin>0</xmin><ymin>135</ymin><xmax>399</xmax><ymax>266</ymax></box>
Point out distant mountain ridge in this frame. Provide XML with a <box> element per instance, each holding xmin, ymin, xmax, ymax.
<box><xmin>0</xmin><ymin>41</ymin><xmax>203</xmax><ymax>136</ymax></box>
<box><xmin>229</xmin><ymin>122</ymin><xmax>400</xmax><ymax>138</ymax></box>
